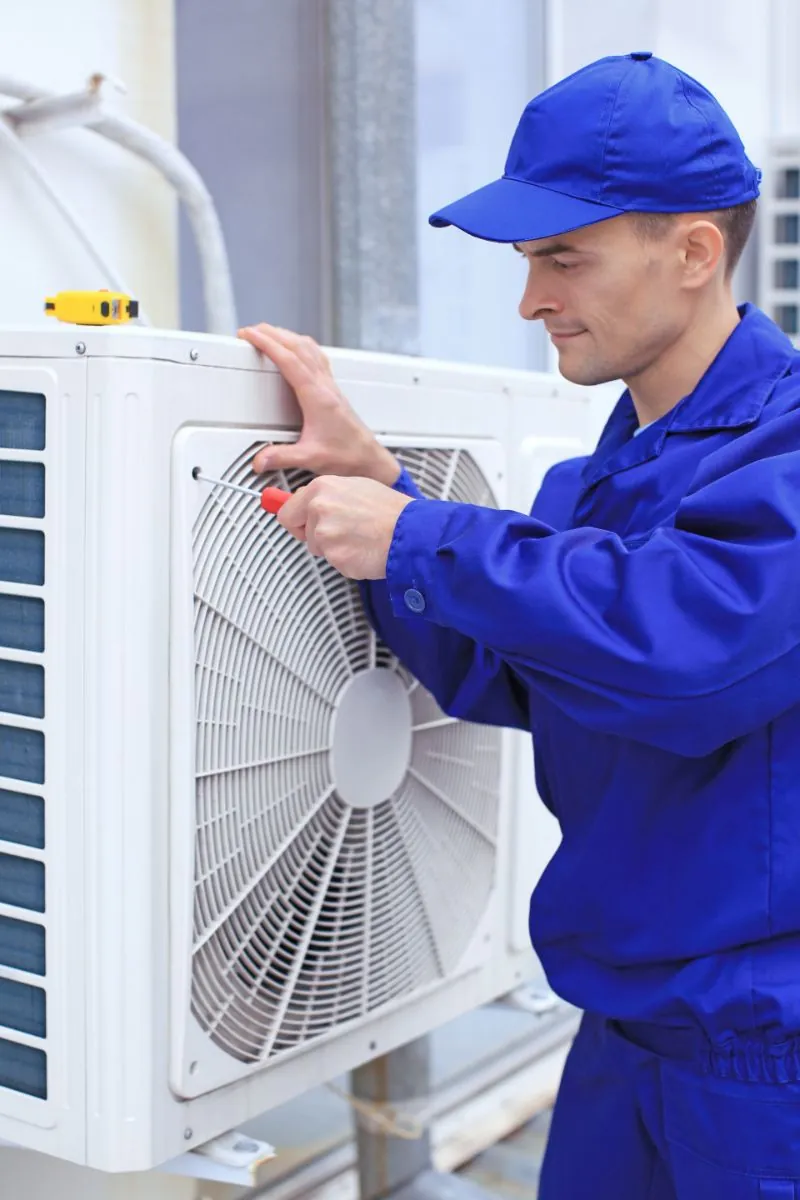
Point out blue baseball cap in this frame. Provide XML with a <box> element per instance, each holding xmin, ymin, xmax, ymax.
<box><xmin>429</xmin><ymin>52</ymin><xmax>761</xmax><ymax>243</ymax></box>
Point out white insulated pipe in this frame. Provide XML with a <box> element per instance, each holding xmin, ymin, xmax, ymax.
<box><xmin>0</xmin><ymin>74</ymin><xmax>237</xmax><ymax>334</ymax></box>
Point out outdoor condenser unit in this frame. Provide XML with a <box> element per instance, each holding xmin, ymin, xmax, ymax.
<box><xmin>0</xmin><ymin>326</ymin><xmax>589</xmax><ymax>1170</ymax></box>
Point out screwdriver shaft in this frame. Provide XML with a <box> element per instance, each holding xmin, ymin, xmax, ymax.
<box><xmin>193</xmin><ymin>471</ymin><xmax>259</xmax><ymax>497</ymax></box>
<box><xmin>193</xmin><ymin>469</ymin><xmax>291</xmax><ymax>514</ymax></box>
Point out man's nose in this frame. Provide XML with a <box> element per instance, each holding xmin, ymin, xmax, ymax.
<box><xmin>518</xmin><ymin>271</ymin><xmax>562</xmax><ymax>321</ymax></box>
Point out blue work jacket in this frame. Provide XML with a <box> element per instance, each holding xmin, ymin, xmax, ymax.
<box><xmin>361</xmin><ymin>304</ymin><xmax>800</xmax><ymax>1054</ymax></box>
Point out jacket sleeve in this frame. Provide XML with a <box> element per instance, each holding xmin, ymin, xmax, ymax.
<box><xmin>358</xmin><ymin>468</ymin><xmax>530</xmax><ymax>730</ymax></box>
<box><xmin>382</xmin><ymin>410</ymin><xmax>800</xmax><ymax>757</ymax></box>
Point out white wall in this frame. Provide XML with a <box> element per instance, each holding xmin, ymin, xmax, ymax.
<box><xmin>545</xmin><ymin>0</ymin><xmax>777</xmax><ymax>430</ymax></box>
<box><xmin>415</xmin><ymin>0</ymin><xmax>782</xmax><ymax>380</ymax></box>
<box><xmin>547</xmin><ymin>0</ymin><xmax>772</xmax><ymax>167</ymax></box>
<box><xmin>769</xmin><ymin>0</ymin><xmax>800</xmax><ymax>139</ymax></box>
<box><xmin>0</xmin><ymin>0</ymin><xmax>178</xmax><ymax>329</ymax></box>
<box><xmin>545</xmin><ymin>0</ymin><xmax>775</xmax><ymax>309</ymax></box>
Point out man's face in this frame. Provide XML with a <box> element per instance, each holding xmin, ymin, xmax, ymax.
<box><xmin>516</xmin><ymin>214</ymin><xmax>690</xmax><ymax>386</ymax></box>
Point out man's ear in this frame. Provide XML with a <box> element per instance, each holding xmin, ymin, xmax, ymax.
<box><xmin>679</xmin><ymin>218</ymin><xmax>725</xmax><ymax>287</ymax></box>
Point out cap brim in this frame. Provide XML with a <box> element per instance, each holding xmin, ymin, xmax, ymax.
<box><xmin>429</xmin><ymin>176</ymin><xmax>625</xmax><ymax>242</ymax></box>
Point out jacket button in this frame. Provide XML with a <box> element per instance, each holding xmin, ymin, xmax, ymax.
<box><xmin>404</xmin><ymin>588</ymin><xmax>426</xmax><ymax>614</ymax></box>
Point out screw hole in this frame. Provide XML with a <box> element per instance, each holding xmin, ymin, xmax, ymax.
<box><xmin>191</xmin><ymin>466</ymin><xmax>201</xmax><ymax>479</ymax></box>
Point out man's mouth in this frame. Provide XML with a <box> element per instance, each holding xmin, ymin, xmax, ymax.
<box><xmin>548</xmin><ymin>328</ymin><xmax>587</xmax><ymax>342</ymax></box>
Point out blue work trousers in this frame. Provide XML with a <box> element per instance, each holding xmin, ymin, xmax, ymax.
<box><xmin>539</xmin><ymin>1013</ymin><xmax>800</xmax><ymax>1198</ymax></box>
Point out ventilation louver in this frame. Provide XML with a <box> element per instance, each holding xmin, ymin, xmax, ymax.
<box><xmin>190</xmin><ymin>445</ymin><xmax>501</xmax><ymax>1065</ymax></box>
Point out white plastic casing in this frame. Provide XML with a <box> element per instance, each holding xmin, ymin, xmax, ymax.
<box><xmin>0</xmin><ymin>326</ymin><xmax>594</xmax><ymax>1170</ymax></box>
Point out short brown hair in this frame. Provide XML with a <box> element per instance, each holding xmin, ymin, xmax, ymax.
<box><xmin>632</xmin><ymin>199</ymin><xmax>758</xmax><ymax>280</ymax></box>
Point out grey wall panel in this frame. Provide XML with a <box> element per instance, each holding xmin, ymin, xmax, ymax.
<box><xmin>176</xmin><ymin>0</ymin><xmax>328</xmax><ymax>336</ymax></box>
<box><xmin>326</xmin><ymin>0</ymin><xmax>419</xmax><ymax>355</ymax></box>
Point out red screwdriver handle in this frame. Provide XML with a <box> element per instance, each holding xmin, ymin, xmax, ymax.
<box><xmin>260</xmin><ymin>486</ymin><xmax>291</xmax><ymax>514</ymax></box>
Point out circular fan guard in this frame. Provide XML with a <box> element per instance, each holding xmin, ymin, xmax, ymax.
<box><xmin>190</xmin><ymin>445</ymin><xmax>502</xmax><ymax>1064</ymax></box>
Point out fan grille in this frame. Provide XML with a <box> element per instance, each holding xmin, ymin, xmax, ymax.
<box><xmin>190</xmin><ymin>445</ymin><xmax>502</xmax><ymax>1064</ymax></box>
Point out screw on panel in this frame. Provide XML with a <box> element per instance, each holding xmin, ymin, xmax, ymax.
<box><xmin>190</xmin><ymin>348</ymin><xmax>199</xmax><ymax>362</ymax></box>
<box><xmin>75</xmin><ymin>342</ymin><xmax>86</xmax><ymax>355</ymax></box>
<box><xmin>184</xmin><ymin>1128</ymin><xmax>193</xmax><ymax>1140</ymax></box>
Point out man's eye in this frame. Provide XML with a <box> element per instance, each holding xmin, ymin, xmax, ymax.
<box><xmin>552</xmin><ymin>259</ymin><xmax>574</xmax><ymax>270</ymax></box>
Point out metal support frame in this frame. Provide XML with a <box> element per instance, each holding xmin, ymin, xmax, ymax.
<box><xmin>351</xmin><ymin>1036</ymin><xmax>495</xmax><ymax>1200</ymax></box>
<box><xmin>353</xmin><ymin>1037</ymin><xmax>432</xmax><ymax>1198</ymax></box>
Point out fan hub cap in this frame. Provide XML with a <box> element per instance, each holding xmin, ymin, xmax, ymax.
<box><xmin>330</xmin><ymin>669</ymin><xmax>413</xmax><ymax>809</ymax></box>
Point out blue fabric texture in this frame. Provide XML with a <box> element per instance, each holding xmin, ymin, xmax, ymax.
<box><xmin>361</xmin><ymin>305</ymin><xmax>800</xmax><ymax>1050</ymax></box>
<box><xmin>429</xmin><ymin>52</ymin><xmax>760</xmax><ymax>242</ymax></box>
<box><xmin>538</xmin><ymin>1014</ymin><xmax>800</xmax><ymax>1197</ymax></box>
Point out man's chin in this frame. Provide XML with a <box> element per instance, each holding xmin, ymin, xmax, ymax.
<box><xmin>556</xmin><ymin>357</ymin><xmax>596</xmax><ymax>386</ymax></box>
<box><xmin>556</xmin><ymin>352</ymin><xmax>616</xmax><ymax>388</ymax></box>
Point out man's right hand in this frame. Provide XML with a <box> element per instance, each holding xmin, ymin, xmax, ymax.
<box><xmin>238</xmin><ymin>323</ymin><xmax>401</xmax><ymax>486</ymax></box>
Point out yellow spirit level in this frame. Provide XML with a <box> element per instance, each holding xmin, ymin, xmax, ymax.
<box><xmin>44</xmin><ymin>290</ymin><xmax>140</xmax><ymax>325</ymax></box>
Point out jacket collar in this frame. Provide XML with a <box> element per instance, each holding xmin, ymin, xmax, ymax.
<box><xmin>581</xmin><ymin>304</ymin><xmax>796</xmax><ymax>489</ymax></box>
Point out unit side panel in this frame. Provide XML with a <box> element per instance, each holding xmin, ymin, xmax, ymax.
<box><xmin>0</xmin><ymin>359</ymin><xmax>88</xmax><ymax>1162</ymax></box>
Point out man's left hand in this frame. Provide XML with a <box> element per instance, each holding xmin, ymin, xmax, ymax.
<box><xmin>277</xmin><ymin>476</ymin><xmax>415</xmax><ymax>580</ymax></box>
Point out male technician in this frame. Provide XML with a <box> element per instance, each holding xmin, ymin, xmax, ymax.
<box><xmin>240</xmin><ymin>53</ymin><xmax>800</xmax><ymax>1197</ymax></box>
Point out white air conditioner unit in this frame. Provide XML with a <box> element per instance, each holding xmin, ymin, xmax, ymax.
<box><xmin>758</xmin><ymin>136</ymin><xmax>800</xmax><ymax>344</ymax></box>
<box><xmin>0</xmin><ymin>326</ymin><xmax>590</xmax><ymax>1172</ymax></box>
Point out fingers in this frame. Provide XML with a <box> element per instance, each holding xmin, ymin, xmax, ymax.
<box><xmin>240</xmin><ymin>322</ymin><xmax>350</xmax><ymax>479</ymax></box>
<box><xmin>252</xmin><ymin>444</ymin><xmax>273</xmax><ymax>474</ymax></box>
<box><xmin>276</xmin><ymin>484</ymin><xmax>311</xmax><ymax>541</ymax></box>
<box><xmin>239</xmin><ymin>324</ymin><xmax>330</xmax><ymax>376</ymax></box>
<box><xmin>277</xmin><ymin>479</ymin><xmax>331</xmax><ymax>556</ymax></box>
<box><xmin>238</xmin><ymin>325</ymin><xmax>312</xmax><ymax>391</ymax></box>
<box><xmin>258</xmin><ymin>325</ymin><xmax>330</xmax><ymax>372</ymax></box>
<box><xmin>252</xmin><ymin>439</ymin><xmax>307</xmax><ymax>475</ymax></box>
